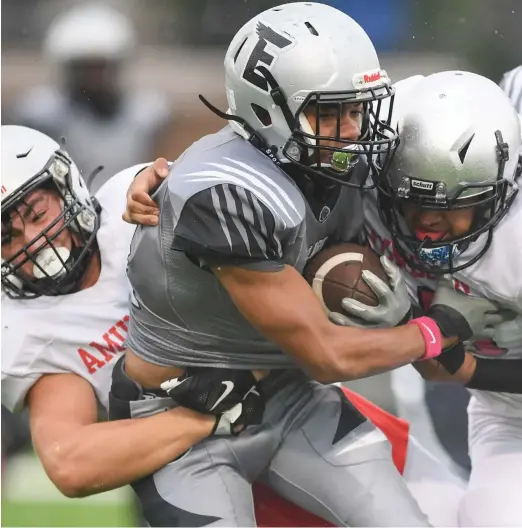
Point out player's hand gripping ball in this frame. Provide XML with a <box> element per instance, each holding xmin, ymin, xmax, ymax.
<box><xmin>304</xmin><ymin>243</ymin><xmax>412</xmax><ymax>328</ymax></box>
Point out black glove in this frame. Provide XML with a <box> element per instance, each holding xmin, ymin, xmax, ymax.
<box><xmin>434</xmin><ymin>341</ymin><xmax>466</xmax><ymax>374</ymax></box>
<box><xmin>161</xmin><ymin>367</ymin><xmax>264</xmax><ymax>424</ymax></box>
<box><xmin>427</xmin><ymin>279</ymin><xmax>510</xmax><ymax>342</ymax></box>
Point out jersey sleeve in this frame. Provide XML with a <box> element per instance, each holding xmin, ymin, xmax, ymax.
<box><xmin>1</xmin><ymin>323</ymin><xmax>43</xmax><ymax>413</ymax></box>
<box><xmin>171</xmin><ymin>183</ymin><xmax>285</xmax><ymax>271</ymax></box>
<box><xmin>1</xmin><ymin>372</ymin><xmax>41</xmax><ymax>413</ymax></box>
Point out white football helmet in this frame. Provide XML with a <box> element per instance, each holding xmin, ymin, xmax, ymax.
<box><xmin>1</xmin><ymin>126</ymin><xmax>100</xmax><ymax>298</ymax></box>
<box><xmin>377</xmin><ymin>71</ymin><xmax>522</xmax><ymax>273</ymax></box>
<box><xmin>44</xmin><ymin>3</ymin><xmax>135</xmax><ymax>63</ymax></box>
<box><xmin>217</xmin><ymin>2</ymin><xmax>397</xmax><ymax>187</ymax></box>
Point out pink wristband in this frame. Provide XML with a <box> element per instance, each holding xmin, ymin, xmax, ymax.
<box><xmin>407</xmin><ymin>316</ymin><xmax>442</xmax><ymax>360</ymax></box>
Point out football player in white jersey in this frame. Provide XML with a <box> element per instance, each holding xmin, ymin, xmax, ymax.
<box><xmin>361</xmin><ymin>71</ymin><xmax>522</xmax><ymax>526</ymax></box>
<box><xmin>0</xmin><ymin>125</ymin><xmax>254</xmax><ymax>501</ymax></box>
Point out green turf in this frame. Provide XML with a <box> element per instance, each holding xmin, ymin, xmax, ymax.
<box><xmin>1</xmin><ymin>500</ymin><xmax>135</xmax><ymax>527</ymax></box>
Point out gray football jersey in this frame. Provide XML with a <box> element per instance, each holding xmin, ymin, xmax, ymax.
<box><xmin>126</xmin><ymin>126</ymin><xmax>365</xmax><ymax>369</ymax></box>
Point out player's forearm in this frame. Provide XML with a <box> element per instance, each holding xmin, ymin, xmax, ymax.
<box><xmin>216</xmin><ymin>264</ymin><xmax>430</xmax><ymax>383</ymax></box>
<box><xmin>465</xmin><ymin>357</ymin><xmax>522</xmax><ymax>393</ymax></box>
<box><xmin>320</xmin><ymin>323</ymin><xmax>427</xmax><ymax>382</ymax></box>
<box><xmin>413</xmin><ymin>351</ymin><xmax>476</xmax><ymax>384</ymax></box>
<box><xmin>41</xmin><ymin>407</ymin><xmax>213</xmax><ymax>497</ymax></box>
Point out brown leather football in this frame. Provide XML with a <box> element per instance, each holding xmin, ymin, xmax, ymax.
<box><xmin>303</xmin><ymin>243</ymin><xmax>389</xmax><ymax>312</ymax></box>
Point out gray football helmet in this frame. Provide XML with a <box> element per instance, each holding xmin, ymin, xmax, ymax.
<box><xmin>207</xmin><ymin>2</ymin><xmax>399</xmax><ymax>188</ymax></box>
<box><xmin>377</xmin><ymin>71</ymin><xmax>521</xmax><ymax>273</ymax></box>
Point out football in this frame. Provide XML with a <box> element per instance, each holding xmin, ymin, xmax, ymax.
<box><xmin>303</xmin><ymin>243</ymin><xmax>389</xmax><ymax>314</ymax></box>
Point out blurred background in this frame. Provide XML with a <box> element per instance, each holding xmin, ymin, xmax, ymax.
<box><xmin>1</xmin><ymin>0</ymin><xmax>521</xmax><ymax>526</ymax></box>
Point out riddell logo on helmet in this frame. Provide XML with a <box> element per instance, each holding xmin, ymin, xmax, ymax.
<box><xmin>1</xmin><ymin>185</ymin><xmax>7</xmax><ymax>195</ymax></box>
<box><xmin>363</xmin><ymin>72</ymin><xmax>381</xmax><ymax>84</ymax></box>
<box><xmin>354</xmin><ymin>70</ymin><xmax>388</xmax><ymax>88</ymax></box>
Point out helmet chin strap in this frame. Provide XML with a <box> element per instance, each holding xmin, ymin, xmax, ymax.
<box><xmin>198</xmin><ymin>94</ymin><xmax>283</xmax><ymax>167</ymax></box>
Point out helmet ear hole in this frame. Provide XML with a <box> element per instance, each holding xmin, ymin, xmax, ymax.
<box><xmin>233</xmin><ymin>37</ymin><xmax>248</xmax><ymax>64</ymax></box>
<box><xmin>251</xmin><ymin>104</ymin><xmax>272</xmax><ymax>126</ymax></box>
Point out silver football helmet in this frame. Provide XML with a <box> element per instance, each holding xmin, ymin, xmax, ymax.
<box><xmin>216</xmin><ymin>2</ymin><xmax>398</xmax><ymax>187</ymax></box>
<box><xmin>377</xmin><ymin>71</ymin><xmax>521</xmax><ymax>273</ymax></box>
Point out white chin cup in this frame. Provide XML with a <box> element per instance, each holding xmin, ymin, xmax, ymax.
<box><xmin>33</xmin><ymin>246</ymin><xmax>70</xmax><ymax>279</ymax></box>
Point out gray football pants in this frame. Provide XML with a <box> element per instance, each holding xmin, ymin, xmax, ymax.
<box><xmin>109</xmin><ymin>357</ymin><xmax>430</xmax><ymax>527</ymax></box>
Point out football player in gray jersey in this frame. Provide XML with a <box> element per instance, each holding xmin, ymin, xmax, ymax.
<box><xmin>110</xmin><ymin>3</ymin><xmax>470</xmax><ymax>527</ymax></box>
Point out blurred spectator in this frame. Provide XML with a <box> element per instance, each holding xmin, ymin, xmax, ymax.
<box><xmin>5</xmin><ymin>2</ymin><xmax>172</xmax><ymax>193</ymax></box>
<box><xmin>500</xmin><ymin>65</ymin><xmax>522</xmax><ymax>113</ymax></box>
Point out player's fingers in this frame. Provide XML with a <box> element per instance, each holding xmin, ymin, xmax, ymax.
<box><xmin>122</xmin><ymin>210</ymin><xmax>135</xmax><ymax>224</ymax></box>
<box><xmin>361</xmin><ymin>270</ymin><xmax>391</xmax><ymax>299</ymax></box>
<box><xmin>341</xmin><ymin>298</ymin><xmax>382</xmax><ymax>323</ymax></box>
<box><xmin>329</xmin><ymin>311</ymin><xmax>363</xmax><ymax>328</ymax></box>
<box><xmin>150</xmin><ymin>157</ymin><xmax>170</xmax><ymax>179</ymax></box>
<box><xmin>124</xmin><ymin>192</ymin><xmax>159</xmax><ymax>226</ymax></box>
<box><xmin>477</xmin><ymin>327</ymin><xmax>495</xmax><ymax>339</ymax></box>
<box><xmin>341</xmin><ymin>297</ymin><xmax>368</xmax><ymax>314</ymax></box>
<box><xmin>380</xmin><ymin>255</ymin><xmax>400</xmax><ymax>289</ymax></box>
<box><xmin>483</xmin><ymin>312</ymin><xmax>507</xmax><ymax>328</ymax></box>
<box><xmin>127</xmin><ymin>161</ymin><xmax>168</xmax><ymax>200</ymax></box>
<box><xmin>130</xmin><ymin>191</ymin><xmax>158</xmax><ymax>210</ymax></box>
<box><xmin>123</xmin><ymin>213</ymin><xmax>158</xmax><ymax>227</ymax></box>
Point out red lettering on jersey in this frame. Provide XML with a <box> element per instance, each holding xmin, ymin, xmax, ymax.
<box><xmin>78</xmin><ymin>347</ymin><xmax>106</xmax><ymax>374</ymax></box>
<box><xmin>77</xmin><ymin>315</ymin><xmax>130</xmax><ymax>374</ymax></box>
<box><xmin>90</xmin><ymin>331</ymin><xmax>126</xmax><ymax>361</ymax></box>
<box><xmin>108</xmin><ymin>325</ymin><xmax>126</xmax><ymax>343</ymax></box>
<box><xmin>453</xmin><ymin>279</ymin><xmax>471</xmax><ymax>295</ymax></box>
<box><xmin>115</xmin><ymin>316</ymin><xmax>129</xmax><ymax>333</ymax></box>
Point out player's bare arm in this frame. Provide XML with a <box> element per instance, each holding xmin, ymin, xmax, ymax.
<box><xmin>413</xmin><ymin>351</ymin><xmax>477</xmax><ymax>384</ymax></box>
<box><xmin>415</xmin><ymin>347</ymin><xmax>522</xmax><ymax>394</ymax></box>
<box><xmin>28</xmin><ymin>372</ymin><xmax>214</xmax><ymax>497</ymax></box>
<box><xmin>214</xmin><ymin>263</ymin><xmax>448</xmax><ymax>383</ymax></box>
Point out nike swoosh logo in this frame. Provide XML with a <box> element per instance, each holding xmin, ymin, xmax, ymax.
<box><xmin>210</xmin><ymin>381</ymin><xmax>235</xmax><ymax>411</ymax></box>
<box><xmin>243</xmin><ymin>385</ymin><xmax>260</xmax><ymax>399</ymax></box>
<box><xmin>420</xmin><ymin>322</ymin><xmax>436</xmax><ymax>344</ymax></box>
<box><xmin>160</xmin><ymin>377</ymin><xmax>188</xmax><ymax>392</ymax></box>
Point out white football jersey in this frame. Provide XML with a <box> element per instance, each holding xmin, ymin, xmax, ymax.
<box><xmin>500</xmin><ymin>65</ymin><xmax>522</xmax><ymax>114</ymax></box>
<box><xmin>364</xmin><ymin>77</ymin><xmax>522</xmax><ymax>417</ymax></box>
<box><xmin>1</xmin><ymin>164</ymin><xmax>146</xmax><ymax>413</ymax></box>
<box><xmin>451</xmin><ymin>196</ymin><xmax>522</xmax><ymax>416</ymax></box>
